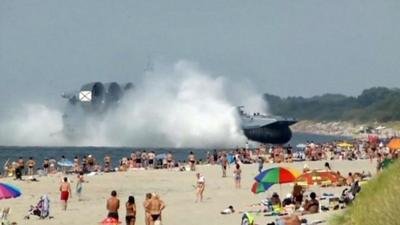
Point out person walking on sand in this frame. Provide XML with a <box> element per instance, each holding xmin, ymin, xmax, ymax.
<box><xmin>233</xmin><ymin>163</ymin><xmax>242</xmax><ymax>189</ymax></box>
<box><xmin>125</xmin><ymin>195</ymin><xmax>136</xmax><ymax>225</ymax></box>
<box><xmin>107</xmin><ymin>190</ymin><xmax>120</xmax><ymax>220</ymax></box>
<box><xmin>188</xmin><ymin>152</ymin><xmax>196</xmax><ymax>171</ymax></box>
<box><xmin>59</xmin><ymin>177</ymin><xmax>72</xmax><ymax>211</ymax></box>
<box><xmin>26</xmin><ymin>157</ymin><xmax>36</xmax><ymax>176</ymax></box>
<box><xmin>221</xmin><ymin>153</ymin><xmax>228</xmax><ymax>177</ymax></box>
<box><xmin>143</xmin><ymin>193</ymin><xmax>152</xmax><ymax>225</ymax></box>
<box><xmin>144</xmin><ymin>194</ymin><xmax>165</xmax><ymax>225</ymax></box>
<box><xmin>195</xmin><ymin>173</ymin><xmax>205</xmax><ymax>202</ymax></box>
<box><xmin>76</xmin><ymin>172</ymin><xmax>86</xmax><ymax>201</ymax></box>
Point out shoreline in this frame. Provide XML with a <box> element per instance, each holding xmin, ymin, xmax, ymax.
<box><xmin>292</xmin><ymin>120</ymin><xmax>400</xmax><ymax>139</ymax></box>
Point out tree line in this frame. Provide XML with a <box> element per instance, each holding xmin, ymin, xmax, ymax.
<box><xmin>264</xmin><ymin>87</ymin><xmax>400</xmax><ymax>122</ymax></box>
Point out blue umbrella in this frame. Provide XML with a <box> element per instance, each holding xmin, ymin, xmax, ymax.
<box><xmin>57</xmin><ymin>159</ymin><xmax>74</xmax><ymax>167</ymax></box>
<box><xmin>155</xmin><ymin>154</ymin><xmax>167</xmax><ymax>160</ymax></box>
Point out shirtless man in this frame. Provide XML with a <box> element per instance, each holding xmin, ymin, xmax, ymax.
<box><xmin>195</xmin><ymin>173</ymin><xmax>205</xmax><ymax>202</ymax></box>
<box><xmin>26</xmin><ymin>157</ymin><xmax>36</xmax><ymax>176</ymax></box>
<box><xmin>148</xmin><ymin>151</ymin><xmax>156</xmax><ymax>169</ymax></box>
<box><xmin>144</xmin><ymin>194</ymin><xmax>165</xmax><ymax>225</ymax></box>
<box><xmin>221</xmin><ymin>153</ymin><xmax>228</xmax><ymax>177</ymax></box>
<box><xmin>17</xmin><ymin>157</ymin><xmax>25</xmax><ymax>175</ymax></box>
<box><xmin>166</xmin><ymin>152</ymin><xmax>174</xmax><ymax>170</ymax></box>
<box><xmin>59</xmin><ymin>177</ymin><xmax>72</xmax><ymax>210</ymax></box>
<box><xmin>143</xmin><ymin>193</ymin><xmax>152</xmax><ymax>225</ymax></box>
<box><xmin>188</xmin><ymin>152</ymin><xmax>196</xmax><ymax>171</ymax></box>
<box><xmin>104</xmin><ymin>155</ymin><xmax>111</xmax><ymax>172</ymax></box>
<box><xmin>107</xmin><ymin>190</ymin><xmax>120</xmax><ymax>220</ymax></box>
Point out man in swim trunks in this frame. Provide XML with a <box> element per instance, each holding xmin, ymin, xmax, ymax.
<box><xmin>188</xmin><ymin>152</ymin><xmax>196</xmax><ymax>171</ymax></box>
<box><xmin>107</xmin><ymin>190</ymin><xmax>120</xmax><ymax>220</ymax></box>
<box><xmin>143</xmin><ymin>193</ymin><xmax>152</xmax><ymax>225</ymax></box>
<box><xmin>148</xmin><ymin>151</ymin><xmax>155</xmax><ymax>169</ymax></box>
<box><xmin>166</xmin><ymin>152</ymin><xmax>174</xmax><ymax>170</ymax></box>
<box><xmin>17</xmin><ymin>157</ymin><xmax>25</xmax><ymax>175</ymax></box>
<box><xmin>221</xmin><ymin>153</ymin><xmax>228</xmax><ymax>177</ymax></box>
<box><xmin>26</xmin><ymin>157</ymin><xmax>36</xmax><ymax>176</ymax></box>
<box><xmin>59</xmin><ymin>177</ymin><xmax>72</xmax><ymax>210</ymax></box>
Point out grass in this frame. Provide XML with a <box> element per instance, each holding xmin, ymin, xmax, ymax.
<box><xmin>329</xmin><ymin>160</ymin><xmax>400</xmax><ymax>225</ymax></box>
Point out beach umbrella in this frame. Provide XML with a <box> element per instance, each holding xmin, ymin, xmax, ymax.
<box><xmin>57</xmin><ymin>159</ymin><xmax>74</xmax><ymax>167</ymax></box>
<box><xmin>254</xmin><ymin>167</ymin><xmax>300</xmax><ymax>184</ymax></box>
<box><xmin>0</xmin><ymin>183</ymin><xmax>22</xmax><ymax>200</ymax></box>
<box><xmin>295</xmin><ymin>170</ymin><xmax>345</xmax><ymax>186</ymax></box>
<box><xmin>251</xmin><ymin>182</ymin><xmax>273</xmax><ymax>194</ymax></box>
<box><xmin>387</xmin><ymin>138</ymin><xmax>400</xmax><ymax>151</ymax></box>
<box><xmin>155</xmin><ymin>153</ymin><xmax>167</xmax><ymax>160</ymax></box>
<box><xmin>337</xmin><ymin>142</ymin><xmax>353</xmax><ymax>149</ymax></box>
<box><xmin>100</xmin><ymin>217</ymin><xmax>121</xmax><ymax>225</ymax></box>
<box><xmin>296</xmin><ymin>143</ymin><xmax>307</xmax><ymax>149</ymax></box>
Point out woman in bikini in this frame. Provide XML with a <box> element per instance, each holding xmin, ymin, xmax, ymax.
<box><xmin>126</xmin><ymin>195</ymin><xmax>136</xmax><ymax>225</ymax></box>
<box><xmin>145</xmin><ymin>194</ymin><xmax>165</xmax><ymax>225</ymax></box>
<box><xmin>196</xmin><ymin>173</ymin><xmax>205</xmax><ymax>202</ymax></box>
<box><xmin>233</xmin><ymin>163</ymin><xmax>241</xmax><ymax>189</ymax></box>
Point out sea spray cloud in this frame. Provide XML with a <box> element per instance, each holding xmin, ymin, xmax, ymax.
<box><xmin>0</xmin><ymin>61</ymin><xmax>267</xmax><ymax>147</ymax></box>
<box><xmin>0</xmin><ymin>104</ymin><xmax>66</xmax><ymax>146</ymax></box>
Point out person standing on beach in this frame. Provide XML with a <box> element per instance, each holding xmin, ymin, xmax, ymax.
<box><xmin>76</xmin><ymin>172</ymin><xmax>85</xmax><ymax>201</ymax></box>
<box><xmin>104</xmin><ymin>155</ymin><xmax>111</xmax><ymax>172</ymax></box>
<box><xmin>221</xmin><ymin>153</ymin><xmax>228</xmax><ymax>177</ymax></box>
<box><xmin>233</xmin><ymin>163</ymin><xmax>242</xmax><ymax>189</ymax></box>
<box><xmin>148</xmin><ymin>151</ymin><xmax>155</xmax><ymax>169</ymax></box>
<box><xmin>59</xmin><ymin>177</ymin><xmax>72</xmax><ymax>210</ymax></box>
<box><xmin>17</xmin><ymin>157</ymin><xmax>25</xmax><ymax>175</ymax></box>
<box><xmin>188</xmin><ymin>152</ymin><xmax>196</xmax><ymax>171</ymax></box>
<box><xmin>166</xmin><ymin>152</ymin><xmax>174</xmax><ymax>170</ymax></box>
<box><xmin>107</xmin><ymin>190</ymin><xmax>120</xmax><ymax>220</ymax></box>
<box><xmin>195</xmin><ymin>173</ymin><xmax>205</xmax><ymax>202</ymax></box>
<box><xmin>43</xmin><ymin>159</ymin><xmax>49</xmax><ymax>175</ymax></box>
<box><xmin>258</xmin><ymin>156</ymin><xmax>264</xmax><ymax>173</ymax></box>
<box><xmin>26</xmin><ymin>157</ymin><xmax>36</xmax><ymax>176</ymax></box>
<box><xmin>125</xmin><ymin>195</ymin><xmax>136</xmax><ymax>225</ymax></box>
<box><xmin>144</xmin><ymin>194</ymin><xmax>165</xmax><ymax>225</ymax></box>
<box><xmin>143</xmin><ymin>193</ymin><xmax>152</xmax><ymax>225</ymax></box>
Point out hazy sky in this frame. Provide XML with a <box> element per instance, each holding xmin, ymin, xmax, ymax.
<box><xmin>1</xmin><ymin>0</ymin><xmax>400</xmax><ymax>109</ymax></box>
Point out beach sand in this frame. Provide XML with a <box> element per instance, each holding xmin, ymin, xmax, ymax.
<box><xmin>0</xmin><ymin>160</ymin><xmax>376</xmax><ymax>225</ymax></box>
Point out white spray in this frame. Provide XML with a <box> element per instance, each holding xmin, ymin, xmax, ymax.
<box><xmin>0</xmin><ymin>61</ymin><xmax>268</xmax><ymax>147</ymax></box>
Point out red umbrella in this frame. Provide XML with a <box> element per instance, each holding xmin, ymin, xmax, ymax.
<box><xmin>100</xmin><ymin>217</ymin><xmax>121</xmax><ymax>225</ymax></box>
<box><xmin>295</xmin><ymin>170</ymin><xmax>345</xmax><ymax>186</ymax></box>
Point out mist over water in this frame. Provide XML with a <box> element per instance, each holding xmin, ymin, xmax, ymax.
<box><xmin>0</xmin><ymin>61</ymin><xmax>267</xmax><ymax>147</ymax></box>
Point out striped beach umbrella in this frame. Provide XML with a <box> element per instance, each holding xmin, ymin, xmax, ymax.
<box><xmin>255</xmin><ymin>167</ymin><xmax>300</xmax><ymax>184</ymax></box>
<box><xmin>251</xmin><ymin>182</ymin><xmax>273</xmax><ymax>194</ymax></box>
<box><xmin>0</xmin><ymin>183</ymin><xmax>21</xmax><ymax>200</ymax></box>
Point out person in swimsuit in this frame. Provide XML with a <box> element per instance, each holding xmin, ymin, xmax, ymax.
<box><xmin>302</xmin><ymin>192</ymin><xmax>319</xmax><ymax>215</ymax></box>
<box><xmin>26</xmin><ymin>157</ymin><xmax>36</xmax><ymax>176</ymax></box>
<box><xmin>166</xmin><ymin>152</ymin><xmax>174</xmax><ymax>170</ymax></box>
<box><xmin>188</xmin><ymin>152</ymin><xmax>196</xmax><ymax>171</ymax></box>
<box><xmin>144</xmin><ymin>194</ymin><xmax>165</xmax><ymax>225</ymax></box>
<box><xmin>17</xmin><ymin>157</ymin><xmax>25</xmax><ymax>175</ymax></box>
<box><xmin>143</xmin><ymin>193</ymin><xmax>152</xmax><ymax>225</ymax></box>
<box><xmin>196</xmin><ymin>173</ymin><xmax>205</xmax><ymax>202</ymax></box>
<box><xmin>107</xmin><ymin>190</ymin><xmax>120</xmax><ymax>220</ymax></box>
<box><xmin>148</xmin><ymin>151</ymin><xmax>155</xmax><ymax>169</ymax></box>
<box><xmin>125</xmin><ymin>195</ymin><xmax>136</xmax><ymax>225</ymax></box>
<box><xmin>104</xmin><ymin>155</ymin><xmax>111</xmax><ymax>172</ymax></box>
<box><xmin>233</xmin><ymin>163</ymin><xmax>242</xmax><ymax>189</ymax></box>
<box><xmin>43</xmin><ymin>159</ymin><xmax>49</xmax><ymax>175</ymax></box>
<box><xmin>59</xmin><ymin>177</ymin><xmax>72</xmax><ymax>210</ymax></box>
<box><xmin>76</xmin><ymin>172</ymin><xmax>85</xmax><ymax>201</ymax></box>
<box><xmin>221</xmin><ymin>153</ymin><xmax>228</xmax><ymax>177</ymax></box>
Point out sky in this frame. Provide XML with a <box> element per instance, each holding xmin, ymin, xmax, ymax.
<box><xmin>1</xmin><ymin>0</ymin><xmax>400</xmax><ymax>110</ymax></box>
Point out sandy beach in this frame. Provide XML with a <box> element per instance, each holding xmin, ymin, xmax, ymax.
<box><xmin>0</xmin><ymin>160</ymin><xmax>376</xmax><ymax>225</ymax></box>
